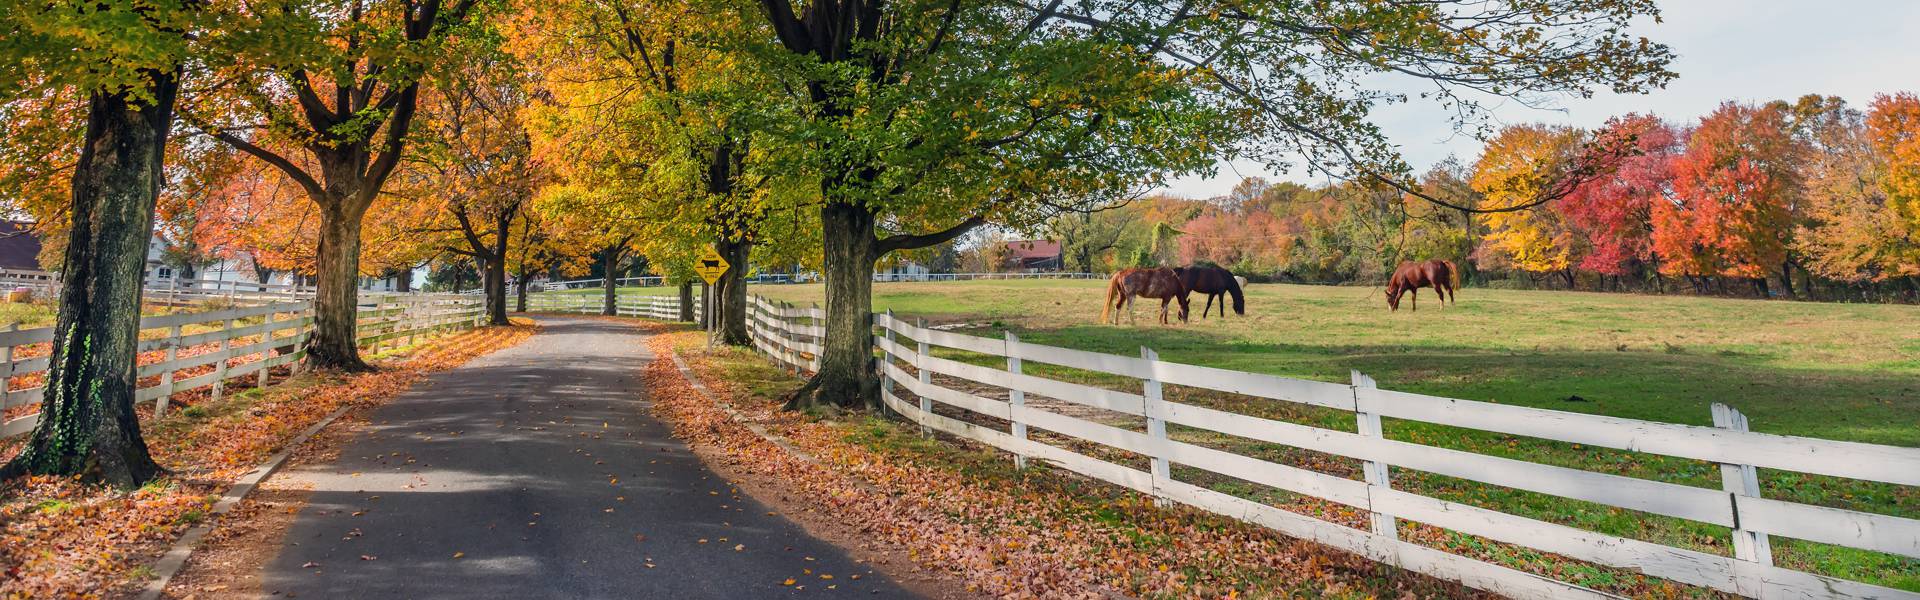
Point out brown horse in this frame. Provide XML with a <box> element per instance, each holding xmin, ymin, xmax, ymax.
<box><xmin>1102</xmin><ymin>267</ymin><xmax>1190</xmax><ymax>325</ymax></box>
<box><xmin>1178</xmin><ymin>263</ymin><xmax>1245</xmax><ymax>318</ymax></box>
<box><xmin>1386</xmin><ymin>260</ymin><xmax>1459</xmax><ymax>311</ymax></box>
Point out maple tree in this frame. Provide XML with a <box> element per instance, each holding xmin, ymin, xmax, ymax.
<box><xmin>406</xmin><ymin>54</ymin><xmax>545</xmax><ymax>325</ymax></box>
<box><xmin>1658</xmin><ymin>101</ymin><xmax>1802</xmax><ymax>295</ymax></box>
<box><xmin>185</xmin><ymin>0</ymin><xmax>488</xmax><ymax>370</ymax></box>
<box><xmin>1559</xmin><ymin>114</ymin><xmax>1681</xmax><ymax>284</ymax></box>
<box><xmin>0</xmin><ymin>0</ymin><xmax>202</xmax><ymax>485</ymax></box>
<box><xmin>1472</xmin><ymin>125</ymin><xmax>1591</xmax><ymax>287</ymax></box>
<box><xmin>1868</xmin><ymin>93</ymin><xmax>1920</xmax><ymax>281</ymax></box>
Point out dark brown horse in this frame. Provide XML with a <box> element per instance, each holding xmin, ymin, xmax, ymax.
<box><xmin>1103</xmin><ymin>267</ymin><xmax>1190</xmax><ymax>325</ymax></box>
<box><xmin>1179</xmin><ymin>263</ymin><xmax>1245</xmax><ymax>319</ymax></box>
<box><xmin>1386</xmin><ymin>260</ymin><xmax>1459</xmax><ymax>311</ymax></box>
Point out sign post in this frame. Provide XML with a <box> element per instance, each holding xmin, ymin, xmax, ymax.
<box><xmin>694</xmin><ymin>247</ymin><xmax>731</xmax><ymax>346</ymax></box>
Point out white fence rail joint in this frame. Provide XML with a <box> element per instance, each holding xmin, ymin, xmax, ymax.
<box><xmin>739</xmin><ymin>293</ymin><xmax>1920</xmax><ymax>600</ymax></box>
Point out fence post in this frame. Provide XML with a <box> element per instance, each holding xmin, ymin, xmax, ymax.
<box><xmin>0</xmin><ymin>324</ymin><xmax>14</xmax><ymax>414</ymax></box>
<box><xmin>258</xmin><ymin>311</ymin><xmax>274</xmax><ymax>388</ymax></box>
<box><xmin>1006</xmin><ymin>330</ymin><xmax>1028</xmax><ymax>469</ymax></box>
<box><xmin>879</xmin><ymin>309</ymin><xmax>896</xmax><ymax>414</ymax></box>
<box><xmin>212</xmin><ymin>318</ymin><xmax>234</xmax><ymax>403</ymax></box>
<box><xmin>1351</xmin><ymin>370</ymin><xmax>1397</xmax><ymax>539</ymax></box>
<box><xmin>1142</xmin><ymin>347</ymin><xmax>1170</xmax><ymax>507</ymax></box>
<box><xmin>1713</xmin><ymin>402</ymin><xmax>1773</xmax><ymax>575</ymax></box>
<box><xmin>916</xmin><ymin>317</ymin><xmax>931</xmax><ymax>436</ymax></box>
<box><xmin>157</xmin><ymin>324</ymin><xmax>182</xmax><ymax>416</ymax></box>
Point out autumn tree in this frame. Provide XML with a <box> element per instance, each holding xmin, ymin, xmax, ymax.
<box><xmin>1659</xmin><ymin>101</ymin><xmax>1802</xmax><ymax>295</ymax></box>
<box><xmin>752</xmin><ymin>0</ymin><xmax>1673</xmax><ymax>407</ymax></box>
<box><xmin>406</xmin><ymin>54</ymin><xmax>544</xmax><ymax>325</ymax></box>
<box><xmin>1473</xmin><ymin>125</ymin><xmax>1591</xmax><ymax>287</ymax></box>
<box><xmin>0</xmin><ymin>0</ymin><xmax>198</xmax><ymax>485</ymax></box>
<box><xmin>1559</xmin><ymin>114</ymin><xmax>1680</xmax><ymax>287</ymax></box>
<box><xmin>186</xmin><ymin>0</ymin><xmax>487</xmax><ymax>370</ymax></box>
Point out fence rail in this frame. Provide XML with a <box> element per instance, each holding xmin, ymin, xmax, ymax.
<box><xmin>523</xmin><ymin>292</ymin><xmax>705</xmax><ymax>321</ymax></box>
<box><xmin>528</xmin><ymin>271</ymin><xmax>1104</xmax><ymax>292</ymax></box>
<box><xmin>1</xmin><ymin>295</ymin><xmax>484</xmax><ymax>438</ymax></box>
<box><xmin>739</xmin><ymin>293</ymin><xmax>1920</xmax><ymax>600</ymax></box>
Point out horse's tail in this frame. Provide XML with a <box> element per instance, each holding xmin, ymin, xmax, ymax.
<box><xmin>1224</xmin><ymin>270</ymin><xmax>1246</xmax><ymax>315</ymax></box>
<box><xmin>1445</xmin><ymin>260</ymin><xmax>1461</xmax><ymax>288</ymax></box>
<box><xmin>1102</xmin><ymin>275</ymin><xmax>1120</xmax><ymax>324</ymax></box>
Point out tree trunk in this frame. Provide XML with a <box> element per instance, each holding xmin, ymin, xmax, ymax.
<box><xmin>1778</xmin><ymin>260</ymin><xmax>1796</xmax><ymax>299</ymax></box>
<box><xmin>601</xmin><ymin>246</ymin><xmax>620</xmax><ymax>316</ymax></box>
<box><xmin>2</xmin><ymin>75</ymin><xmax>177</xmax><ymax>487</ymax></box>
<box><xmin>515</xmin><ymin>276</ymin><xmax>531</xmax><ymax>312</ymax></box>
<box><xmin>307</xmin><ymin>207</ymin><xmax>371</xmax><ymax>370</ymax></box>
<box><xmin>483</xmin><ymin>254</ymin><xmax>508</xmax><ymax>325</ymax></box>
<box><xmin>678</xmin><ymin>280</ymin><xmax>695</xmax><ymax>322</ymax></box>
<box><xmin>712</xmin><ymin>239</ymin><xmax>752</xmax><ymax>345</ymax></box>
<box><xmin>698</xmin><ymin>282</ymin><xmax>711</xmax><ymax>328</ymax></box>
<box><xmin>396</xmin><ymin>268</ymin><xmax>413</xmax><ymax>293</ymax></box>
<box><xmin>790</xmin><ymin>203</ymin><xmax>878</xmax><ymax>409</ymax></box>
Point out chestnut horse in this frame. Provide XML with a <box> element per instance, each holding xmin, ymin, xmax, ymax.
<box><xmin>1179</xmin><ymin>263</ymin><xmax>1245</xmax><ymax>318</ymax></box>
<box><xmin>1102</xmin><ymin>267</ymin><xmax>1190</xmax><ymax>325</ymax></box>
<box><xmin>1386</xmin><ymin>259</ymin><xmax>1459</xmax><ymax>311</ymax></box>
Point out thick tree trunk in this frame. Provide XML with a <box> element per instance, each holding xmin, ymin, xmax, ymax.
<box><xmin>698</xmin><ymin>282</ymin><xmax>711</xmax><ymax>328</ymax></box>
<box><xmin>678</xmin><ymin>280</ymin><xmax>695</xmax><ymax>322</ymax></box>
<box><xmin>515</xmin><ymin>276</ymin><xmax>531</xmax><ymax>312</ymax></box>
<box><xmin>1778</xmin><ymin>260</ymin><xmax>1796</xmax><ymax>299</ymax></box>
<box><xmin>483</xmin><ymin>255</ymin><xmax>508</xmax><ymax>325</ymax></box>
<box><xmin>2</xmin><ymin>75</ymin><xmax>177</xmax><ymax>486</ymax></box>
<box><xmin>712</xmin><ymin>239</ymin><xmax>752</xmax><ymax>345</ymax></box>
<box><xmin>395</xmin><ymin>268</ymin><xmax>413</xmax><ymax>293</ymax></box>
<box><xmin>790</xmin><ymin>203</ymin><xmax>879</xmax><ymax>409</ymax></box>
<box><xmin>601</xmin><ymin>246</ymin><xmax>620</xmax><ymax>316</ymax></box>
<box><xmin>307</xmin><ymin>208</ymin><xmax>370</xmax><ymax>371</ymax></box>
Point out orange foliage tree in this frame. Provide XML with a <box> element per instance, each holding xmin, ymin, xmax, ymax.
<box><xmin>1658</xmin><ymin>102</ymin><xmax>1802</xmax><ymax>294</ymax></box>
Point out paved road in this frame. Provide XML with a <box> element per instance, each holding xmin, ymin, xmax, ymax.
<box><xmin>262</xmin><ymin>317</ymin><xmax>912</xmax><ymax>599</ymax></box>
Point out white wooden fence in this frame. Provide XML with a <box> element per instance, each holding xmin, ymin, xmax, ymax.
<box><xmin>0</xmin><ymin>295</ymin><xmax>484</xmax><ymax>438</ymax></box>
<box><xmin>739</xmin><ymin>294</ymin><xmax>1920</xmax><ymax>600</ymax></box>
<box><xmin>523</xmin><ymin>292</ymin><xmax>704</xmax><ymax>321</ymax></box>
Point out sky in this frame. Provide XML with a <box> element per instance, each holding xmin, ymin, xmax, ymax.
<box><xmin>1161</xmin><ymin>0</ymin><xmax>1920</xmax><ymax>199</ymax></box>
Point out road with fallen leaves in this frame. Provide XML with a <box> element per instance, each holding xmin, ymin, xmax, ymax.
<box><xmin>260</xmin><ymin>317</ymin><xmax>911</xmax><ymax>598</ymax></box>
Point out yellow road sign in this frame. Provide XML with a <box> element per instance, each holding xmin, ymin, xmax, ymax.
<box><xmin>694</xmin><ymin>246</ymin><xmax>731</xmax><ymax>285</ymax></box>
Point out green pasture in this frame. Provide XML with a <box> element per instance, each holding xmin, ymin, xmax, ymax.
<box><xmin>749</xmin><ymin>279</ymin><xmax>1920</xmax><ymax>592</ymax></box>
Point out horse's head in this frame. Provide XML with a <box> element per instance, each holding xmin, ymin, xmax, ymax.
<box><xmin>1384</xmin><ymin>288</ymin><xmax>1401</xmax><ymax>311</ymax></box>
<box><xmin>1176</xmin><ymin>294</ymin><xmax>1191</xmax><ymax>322</ymax></box>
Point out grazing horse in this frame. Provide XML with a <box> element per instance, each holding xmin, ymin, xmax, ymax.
<box><xmin>1386</xmin><ymin>259</ymin><xmax>1459</xmax><ymax>311</ymax></box>
<box><xmin>1178</xmin><ymin>264</ymin><xmax>1245</xmax><ymax>319</ymax></box>
<box><xmin>1102</xmin><ymin>267</ymin><xmax>1190</xmax><ymax>325</ymax></box>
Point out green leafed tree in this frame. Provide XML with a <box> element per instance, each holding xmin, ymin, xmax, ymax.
<box><xmin>0</xmin><ymin>0</ymin><xmax>198</xmax><ymax>486</ymax></box>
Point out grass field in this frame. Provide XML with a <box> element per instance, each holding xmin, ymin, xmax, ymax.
<box><xmin>746</xmin><ymin>279</ymin><xmax>1920</xmax><ymax>593</ymax></box>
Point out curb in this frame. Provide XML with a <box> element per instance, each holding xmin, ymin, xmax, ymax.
<box><xmin>664</xmin><ymin>351</ymin><xmax>827</xmax><ymax>470</ymax></box>
<box><xmin>135</xmin><ymin>403</ymin><xmax>354</xmax><ymax>600</ymax></box>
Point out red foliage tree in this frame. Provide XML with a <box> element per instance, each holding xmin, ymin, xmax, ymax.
<box><xmin>1560</xmin><ymin>114</ymin><xmax>1680</xmax><ymax>278</ymax></box>
<box><xmin>1656</xmin><ymin>102</ymin><xmax>1802</xmax><ymax>293</ymax></box>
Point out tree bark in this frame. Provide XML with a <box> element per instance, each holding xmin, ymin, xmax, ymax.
<box><xmin>796</xmin><ymin>203</ymin><xmax>879</xmax><ymax>409</ymax></box>
<box><xmin>600</xmin><ymin>245</ymin><xmax>621</xmax><ymax>316</ymax></box>
<box><xmin>307</xmin><ymin>208</ymin><xmax>371</xmax><ymax>370</ymax></box>
<box><xmin>678</xmin><ymin>280</ymin><xmax>695</xmax><ymax>321</ymax></box>
<box><xmin>395</xmin><ymin>268</ymin><xmax>413</xmax><ymax>293</ymax></box>
<box><xmin>482</xmin><ymin>253</ymin><xmax>508</xmax><ymax>325</ymax></box>
<box><xmin>2</xmin><ymin>73</ymin><xmax>177</xmax><ymax>487</ymax></box>
<box><xmin>712</xmin><ymin>239</ymin><xmax>752</xmax><ymax>345</ymax></box>
<box><xmin>515</xmin><ymin>276</ymin><xmax>531</xmax><ymax>312</ymax></box>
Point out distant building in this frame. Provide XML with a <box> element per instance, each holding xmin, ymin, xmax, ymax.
<box><xmin>878</xmin><ymin>260</ymin><xmax>931</xmax><ymax>281</ymax></box>
<box><xmin>1004</xmin><ymin>239</ymin><xmax>1062</xmax><ymax>271</ymax></box>
<box><xmin>0</xmin><ymin>221</ymin><xmax>52</xmax><ymax>288</ymax></box>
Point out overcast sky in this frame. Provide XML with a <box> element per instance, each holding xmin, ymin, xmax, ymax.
<box><xmin>1161</xmin><ymin>0</ymin><xmax>1920</xmax><ymax>198</ymax></box>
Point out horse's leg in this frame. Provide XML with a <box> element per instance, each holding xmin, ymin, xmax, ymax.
<box><xmin>1202</xmin><ymin>294</ymin><xmax>1214</xmax><ymax>319</ymax></box>
<box><xmin>1411</xmin><ymin>288</ymin><xmax>1418</xmax><ymax>311</ymax></box>
<box><xmin>1158</xmin><ymin>297</ymin><xmax>1169</xmax><ymax>325</ymax></box>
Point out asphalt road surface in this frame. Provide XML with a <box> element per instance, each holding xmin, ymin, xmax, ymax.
<box><xmin>260</xmin><ymin>317</ymin><xmax>912</xmax><ymax>598</ymax></box>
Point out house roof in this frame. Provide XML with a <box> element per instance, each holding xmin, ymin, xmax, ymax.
<box><xmin>1005</xmin><ymin>239</ymin><xmax>1060</xmax><ymax>260</ymax></box>
<box><xmin>0</xmin><ymin>221</ymin><xmax>44</xmax><ymax>271</ymax></box>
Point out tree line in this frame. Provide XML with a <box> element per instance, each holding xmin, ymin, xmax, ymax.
<box><xmin>0</xmin><ymin>0</ymin><xmax>1676</xmax><ymax>486</ymax></box>
<box><xmin>1040</xmin><ymin>94</ymin><xmax>1920</xmax><ymax>302</ymax></box>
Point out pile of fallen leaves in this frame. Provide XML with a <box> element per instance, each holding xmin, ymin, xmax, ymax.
<box><xmin>646</xmin><ymin>330</ymin><xmax>1488</xmax><ymax>599</ymax></box>
<box><xmin>0</xmin><ymin>321</ymin><xmax>535</xmax><ymax>598</ymax></box>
